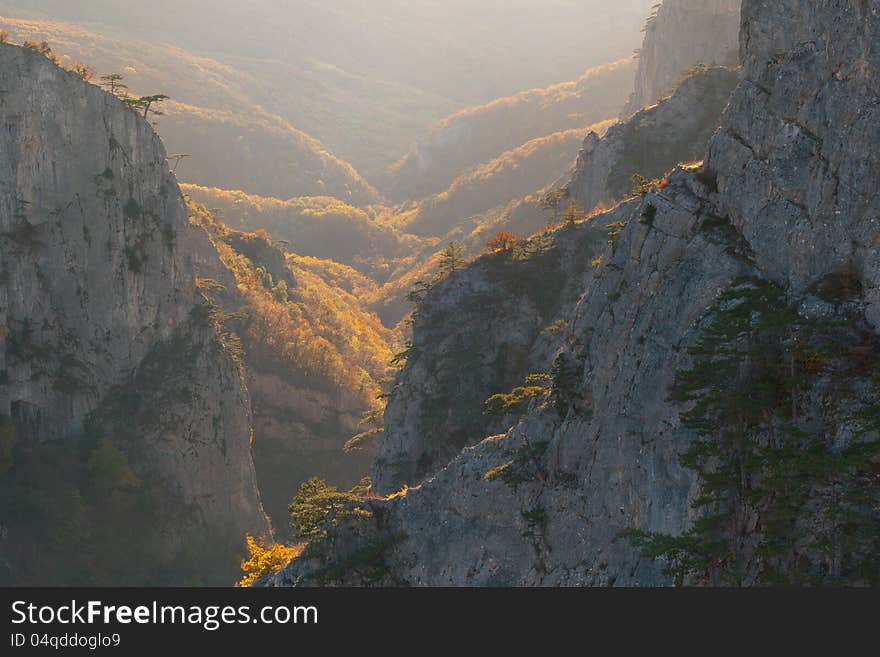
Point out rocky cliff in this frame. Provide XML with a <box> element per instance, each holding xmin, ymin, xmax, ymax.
<box><xmin>567</xmin><ymin>66</ymin><xmax>738</xmax><ymax>213</ymax></box>
<box><xmin>621</xmin><ymin>0</ymin><xmax>741</xmax><ymax>118</ymax></box>
<box><xmin>0</xmin><ymin>42</ymin><xmax>268</xmax><ymax>584</ymax></box>
<box><xmin>186</xmin><ymin>211</ymin><xmax>382</xmax><ymax>536</ymax></box>
<box><xmin>268</xmin><ymin>0</ymin><xmax>880</xmax><ymax>587</ymax></box>
<box><xmin>373</xmin><ymin>225</ymin><xmax>607</xmax><ymax>494</ymax></box>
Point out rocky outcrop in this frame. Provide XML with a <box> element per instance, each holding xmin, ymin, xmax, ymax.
<box><xmin>706</xmin><ymin>0</ymin><xmax>880</xmax><ymax>320</ymax></box>
<box><xmin>566</xmin><ymin>66</ymin><xmax>738</xmax><ymax>213</ymax></box>
<box><xmin>187</xmin><ymin>215</ymin><xmax>380</xmax><ymax>538</ymax></box>
<box><xmin>249</xmin><ymin>369</ymin><xmax>371</xmax><ymax>534</ymax></box>
<box><xmin>622</xmin><ymin>0</ymin><xmax>741</xmax><ymax>118</ymax></box>
<box><xmin>0</xmin><ymin>43</ymin><xmax>268</xmax><ymax>584</ymax></box>
<box><xmin>371</xmin><ymin>231</ymin><xmax>606</xmax><ymax>494</ymax></box>
<box><xmin>268</xmin><ymin>0</ymin><xmax>880</xmax><ymax>587</ymax></box>
<box><xmin>276</xmin><ymin>181</ymin><xmax>741</xmax><ymax>586</ymax></box>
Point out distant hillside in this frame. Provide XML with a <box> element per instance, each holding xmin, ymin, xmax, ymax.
<box><xmin>182</xmin><ymin>185</ymin><xmax>414</xmax><ymax>280</ymax></box>
<box><xmin>382</xmin><ymin>58</ymin><xmax>637</xmax><ymax>202</ymax></box>
<box><xmin>160</xmin><ymin>104</ymin><xmax>381</xmax><ymax>205</ymax></box>
<box><xmin>0</xmin><ymin>1</ymin><xmax>655</xmax><ymax>178</ymax></box>
<box><xmin>210</xmin><ymin>52</ymin><xmax>454</xmax><ymax>182</ymax></box>
<box><xmin>0</xmin><ymin>15</ymin><xmax>396</xmax><ymax>197</ymax></box>
<box><xmin>2</xmin><ymin>0</ymin><xmax>655</xmax><ymax>104</ymax></box>
<box><xmin>189</xmin><ymin>204</ymin><xmax>400</xmax><ymax>534</ymax></box>
<box><xmin>402</xmin><ymin>120</ymin><xmax>615</xmax><ymax>237</ymax></box>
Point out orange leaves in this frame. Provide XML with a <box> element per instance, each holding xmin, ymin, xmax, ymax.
<box><xmin>486</xmin><ymin>230</ymin><xmax>521</xmax><ymax>253</ymax></box>
<box><xmin>188</xmin><ymin>199</ymin><xmax>396</xmax><ymax>408</ymax></box>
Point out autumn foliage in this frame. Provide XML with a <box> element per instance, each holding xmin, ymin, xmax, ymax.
<box><xmin>238</xmin><ymin>535</ymin><xmax>301</xmax><ymax>586</ymax></box>
<box><xmin>189</xmin><ymin>202</ymin><xmax>398</xmax><ymax>408</ymax></box>
<box><xmin>486</xmin><ymin>231</ymin><xmax>521</xmax><ymax>252</ymax></box>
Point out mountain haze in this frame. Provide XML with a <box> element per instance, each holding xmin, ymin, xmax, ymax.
<box><xmin>5</xmin><ymin>0</ymin><xmax>875</xmax><ymax>591</ymax></box>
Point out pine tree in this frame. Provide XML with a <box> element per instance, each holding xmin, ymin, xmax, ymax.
<box><xmin>289</xmin><ymin>477</ymin><xmax>371</xmax><ymax>541</ymax></box>
<box><xmin>562</xmin><ymin>199</ymin><xmax>584</xmax><ymax>227</ymax></box>
<box><xmin>438</xmin><ymin>241</ymin><xmax>465</xmax><ymax>277</ymax></box>
<box><xmin>166</xmin><ymin>153</ymin><xmax>191</xmax><ymax>174</ymax></box>
<box><xmin>99</xmin><ymin>73</ymin><xmax>128</xmax><ymax>96</ymax></box>
<box><xmin>136</xmin><ymin>94</ymin><xmax>170</xmax><ymax>119</ymax></box>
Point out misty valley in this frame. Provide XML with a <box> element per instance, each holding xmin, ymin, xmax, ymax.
<box><xmin>0</xmin><ymin>0</ymin><xmax>878</xmax><ymax>589</ymax></box>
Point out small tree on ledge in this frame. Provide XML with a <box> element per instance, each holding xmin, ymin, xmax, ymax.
<box><xmin>486</xmin><ymin>230</ymin><xmax>521</xmax><ymax>253</ymax></box>
<box><xmin>438</xmin><ymin>241</ymin><xmax>465</xmax><ymax>278</ymax></box>
<box><xmin>71</xmin><ymin>62</ymin><xmax>94</xmax><ymax>82</ymax></box>
<box><xmin>100</xmin><ymin>73</ymin><xmax>128</xmax><ymax>97</ymax></box>
<box><xmin>562</xmin><ymin>199</ymin><xmax>586</xmax><ymax>227</ymax></box>
<box><xmin>136</xmin><ymin>94</ymin><xmax>170</xmax><ymax>119</ymax></box>
<box><xmin>123</xmin><ymin>94</ymin><xmax>170</xmax><ymax>120</ymax></box>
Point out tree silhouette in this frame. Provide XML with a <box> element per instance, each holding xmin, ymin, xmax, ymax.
<box><xmin>137</xmin><ymin>94</ymin><xmax>170</xmax><ymax>119</ymax></box>
<box><xmin>121</xmin><ymin>94</ymin><xmax>170</xmax><ymax>120</ymax></box>
<box><xmin>99</xmin><ymin>73</ymin><xmax>128</xmax><ymax>96</ymax></box>
<box><xmin>562</xmin><ymin>199</ymin><xmax>585</xmax><ymax>227</ymax></box>
<box><xmin>630</xmin><ymin>173</ymin><xmax>660</xmax><ymax>197</ymax></box>
<box><xmin>166</xmin><ymin>153</ymin><xmax>191</xmax><ymax>174</ymax></box>
<box><xmin>539</xmin><ymin>189</ymin><xmax>566</xmax><ymax>219</ymax></box>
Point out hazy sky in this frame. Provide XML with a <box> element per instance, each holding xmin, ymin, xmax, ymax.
<box><xmin>0</xmin><ymin>0</ymin><xmax>656</xmax><ymax>101</ymax></box>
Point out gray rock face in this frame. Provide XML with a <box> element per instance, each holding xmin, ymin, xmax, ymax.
<box><xmin>622</xmin><ymin>0</ymin><xmax>741</xmax><ymax>118</ymax></box>
<box><xmin>706</xmin><ymin>0</ymin><xmax>880</xmax><ymax>324</ymax></box>
<box><xmin>567</xmin><ymin>66</ymin><xmax>739</xmax><ymax>213</ymax></box>
<box><xmin>372</xmin><ymin>260</ymin><xmax>547</xmax><ymax>495</ymax></box>
<box><xmin>275</xmin><ymin>180</ymin><xmax>750</xmax><ymax>586</ymax></box>
<box><xmin>87</xmin><ymin>314</ymin><xmax>269</xmax><ymax>577</ymax></box>
<box><xmin>0</xmin><ymin>43</ymin><xmax>268</xmax><ymax>582</ymax></box>
<box><xmin>268</xmin><ymin>0</ymin><xmax>880</xmax><ymax>587</ymax></box>
<box><xmin>373</xmin><ymin>228</ymin><xmax>607</xmax><ymax>495</ymax></box>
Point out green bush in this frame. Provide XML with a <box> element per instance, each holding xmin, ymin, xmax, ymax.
<box><xmin>289</xmin><ymin>477</ymin><xmax>372</xmax><ymax>542</ymax></box>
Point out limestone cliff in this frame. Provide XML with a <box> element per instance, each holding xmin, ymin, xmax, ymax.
<box><xmin>0</xmin><ymin>42</ymin><xmax>268</xmax><ymax>584</ymax></box>
<box><xmin>373</xmin><ymin>225</ymin><xmax>607</xmax><ymax>494</ymax></box>
<box><xmin>622</xmin><ymin>0</ymin><xmax>741</xmax><ymax>118</ymax></box>
<box><xmin>566</xmin><ymin>66</ymin><xmax>738</xmax><ymax>214</ymax></box>
<box><xmin>268</xmin><ymin>0</ymin><xmax>880</xmax><ymax>587</ymax></box>
<box><xmin>188</xmin><ymin>215</ymin><xmax>378</xmax><ymax>536</ymax></box>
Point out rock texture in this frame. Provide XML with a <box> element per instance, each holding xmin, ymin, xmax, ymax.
<box><xmin>706</xmin><ymin>0</ymin><xmax>880</xmax><ymax>321</ymax></box>
<box><xmin>566</xmin><ymin>66</ymin><xmax>738</xmax><ymax>213</ymax></box>
<box><xmin>268</xmin><ymin>0</ymin><xmax>880</xmax><ymax>587</ymax></box>
<box><xmin>250</xmin><ymin>372</ymin><xmax>369</xmax><ymax>528</ymax></box>
<box><xmin>0</xmin><ymin>43</ymin><xmax>268</xmax><ymax>583</ymax></box>
<box><xmin>622</xmin><ymin>0</ymin><xmax>741</xmax><ymax>118</ymax></box>
<box><xmin>187</xmin><ymin>215</ymin><xmax>380</xmax><ymax>539</ymax></box>
<box><xmin>373</xmin><ymin>226</ymin><xmax>606</xmax><ymax>494</ymax></box>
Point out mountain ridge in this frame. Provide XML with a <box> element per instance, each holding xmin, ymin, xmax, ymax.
<box><xmin>265</xmin><ymin>0</ymin><xmax>880</xmax><ymax>587</ymax></box>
